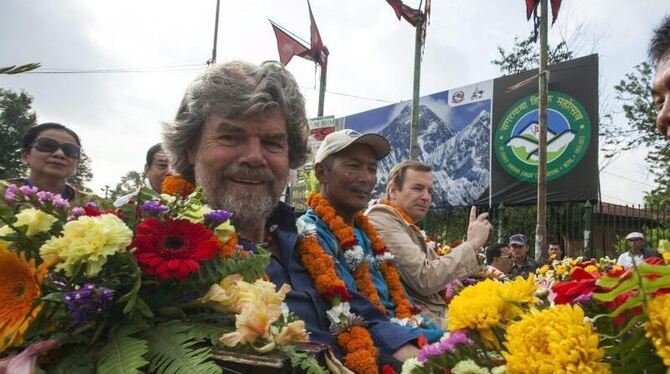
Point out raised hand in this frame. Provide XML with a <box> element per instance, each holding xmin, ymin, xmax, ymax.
<box><xmin>466</xmin><ymin>206</ymin><xmax>492</xmax><ymax>250</ymax></box>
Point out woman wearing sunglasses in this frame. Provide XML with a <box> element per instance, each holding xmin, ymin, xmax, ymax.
<box><xmin>1</xmin><ymin>122</ymin><xmax>104</xmax><ymax>206</ymax></box>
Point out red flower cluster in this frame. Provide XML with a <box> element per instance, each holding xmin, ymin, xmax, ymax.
<box><xmin>132</xmin><ymin>218</ymin><xmax>220</xmax><ymax>280</ymax></box>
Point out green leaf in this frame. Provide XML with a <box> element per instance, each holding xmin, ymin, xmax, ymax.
<box><xmin>279</xmin><ymin>346</ymin><xmax>328</xmax><ymax>374</ymax></box>
<box><xmin>139</xmin><ymin>320</ymin><xmax>222</xmax><ymax>374</ymax></box>
<box><xmin>185</xmin><ymin>320</ymin><xmax>234</xmax><ymax>344</ymax></box>
<box><xmin>97</xmin><ymin>324</ymin><xmax>149</xmax><ymax>374</ymax></box>
<box><xmin>594</xmin><ymin>274</ymin><xmax>640</xmax><ymax>302</ymax></box>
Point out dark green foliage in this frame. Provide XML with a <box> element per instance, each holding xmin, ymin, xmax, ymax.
<box><xmin>68</xmin><ymin>151</ymin><xmax>94</xmax><ymax>191</ymax></box>
<box><xmin>491</xmin><ymin>33</ymin><xmax>574</xmax><ymax>75</ymax></box>
<box><xmin>109</xmin><ymin>171</ymin><xmax>145</xmax><ymax>201</ymax></box>
<box><xmin>0</xmin><ymin>88</ymin><xmax>37</xmax><ymax>179</ymax></box>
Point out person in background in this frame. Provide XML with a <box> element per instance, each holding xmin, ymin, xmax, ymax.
<box><xmin>508</xmin><ymin>233</ymin><xmax>539</xmax><ymax>278</ymax></box>
<box><xmin>113</xmin><ymin>143</ymin><xmax>172</xmax><ymax>207</ymax></box>
<box><xmin>616</xmin><ymin>232</ymin><xmax>658</xmax><ymax>268</ymax></box>
<box><xmin>548</xmin><ymin>243</ymin><xmax>562</xmax><ymax>261</ymax></box>
<box><xmin>365</xmin><ymin>160</ymin><xmax>490</xmax><ymax>325</ymax></box>
<box><xmin>1</xmin><ymin>122</ymin><xmax>103</xmax><ymax>207</ymax></box>
<box><xmin>485</xmin><ymin>243</ymin><xmax>513</xmax><ymax>276</ymax></box>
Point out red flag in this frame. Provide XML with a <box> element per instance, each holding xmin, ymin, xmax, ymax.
<box><xmin>307</xmin><ymin>0</ymin><xmax>328</xmax><ymax>68</ymax></box>
<box><xmin>526</xmin><ymin>0</ymin><xmax>539</xmax><ymax>20</ymax></box>
<box><xmin>550</xmin><ymin>0</ymin><xmax>561</xmax><ymax>24</ymax></box>
<box><xmin>270</xmin><ymin>21</ymin><xmax>311</xmax><ymax>66</ymax></box>
<box><xmin>526</xmin><ymin>0</ymin><xmax>561</xmax><ymax>24</ymax></box>
<box><xmin>385</xmin><ymin>0</ymin><xmax>421</xmax><ymax>27</ymax></box>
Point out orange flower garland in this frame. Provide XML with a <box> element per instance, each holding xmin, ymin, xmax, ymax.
<box><xmin>161</xmin><ymin>175</ymin><xmax>195</xmax><ymax>197</ymax></box>
<box><xmin>310</xmin><ymin>193</ymin><xmax>420</xmax><ymax>320</ymax></box>
<box><xmin>381</xmin><ymin>199</ymin><xmax>415</xmax><ymax>225</ymax></box>
<box><xmin>336</xmin><ymin>325</ymin><xmax>378</xmax><ymax>374</ymax></box>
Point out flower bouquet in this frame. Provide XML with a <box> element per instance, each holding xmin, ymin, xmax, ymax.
<box><xmin>0</xmin><ymin>184</ymin><xmax>323</xmax><ymax>373</ymax></box>
<box><xmin>407</xmin><ymin>255</ymin><xmax>670</xmax><ymax>373</ymax></box>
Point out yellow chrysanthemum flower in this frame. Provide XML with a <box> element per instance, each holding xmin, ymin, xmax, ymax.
<box><xmin>538</xmin><ymin>265</ymin><xmax>550</xmax><ymax>275</ymax></box>
<box><xmin>503</xmin><ymin>304</ymin><xmax>610</xmax><ymax>374</ymax></box>
<box><xmin>500</xmin><ymin>273</ymin><xmax>538</xmax><ymax>319</ymax></box>
<box><xmin>447</xmin><ymin>279</ymin><xmax>506</xmax><ymax>346</ymax></box>
<box><xmin>646</xmin><ymin>294</ymin><xmax>670</xmax><ymax>366</ymax></box>
<box><xmin>555</xmin><ymin>265</ymin><xmax>567</xmax><ymax>276</ymax></box>
<box><xmin>0</xmin><ymin>208</ymin><xmax>57</xmax><ymax>238</ymax></box>
<box><xmin>584</xmin><ymin>265</ymin><xmax>598</xmax><ymax>273</ymax></box>
<box><xmin>0</xmin><ymin>244</ymin><xmax>50</xmax><ymax>352</ymax></box>
<box><xmin>39</xmin><ymin>214</ymin><xmax>132</xmax><ymax>277</ymax></box>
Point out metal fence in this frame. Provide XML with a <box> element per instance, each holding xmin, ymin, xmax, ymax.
<box><xmin>423</xmin><ymin>201</ymin><xmax>670</xmax><ymax>259</ymax></box>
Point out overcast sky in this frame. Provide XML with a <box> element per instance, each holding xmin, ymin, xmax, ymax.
<box><xmin>1</xmin><ymin>0</ymin><xmax>666</xmax><ymax>205</ymax></box>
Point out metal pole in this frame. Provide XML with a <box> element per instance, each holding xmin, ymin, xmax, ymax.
<box><xmin>210</xmin><ymin>0</ymin><xmax>221</xmax><ymax>65</ymax></box>
<box><xmin>535</xmin><ymin>0</ymin><xmax>548</xmax><ymax>264</ymax></box>
<box><xmin>409</xmin><ymin>12</ymin><xmax>423</xmax><ymax>160</ymax></box>
<box><xmin>317</xmin><ymin>59</ymin><xmax>327</xmax><ymax>117</ymax></box>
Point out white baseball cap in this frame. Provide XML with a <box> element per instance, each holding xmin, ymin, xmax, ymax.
<box><xmin>625</xmin><ymin>232</ymin><xmax>644</xmax><ymax>240</ymax></box>
<box><xmin>314</xmin><ymin>129</ymin><xmax>391</xmax><ymax>164</ymax></box>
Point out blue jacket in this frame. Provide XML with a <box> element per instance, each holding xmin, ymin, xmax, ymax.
<box><xmin>297</xmin><ymin>209</ymin><xmax>444</xmax><ymax>343</ymax></box>
<box><xmin>261</xmin><ymin>203</ymin><xmax>419</xmax><ymax>357</ymax></box>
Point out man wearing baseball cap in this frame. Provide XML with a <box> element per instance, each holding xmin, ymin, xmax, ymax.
<box><xmin>298</xmin><ymin>129</ymin><xmax>444</xmax><ymax>367</ymax></box>
<box><xmin>508</xmin><ymin>233</ymin><xmax>539</xmax><ymax>278</ymax></box>
<box><xmin>616</xmin><ymin>232</ymin><xmax>658</xmax><ymax>268</ymax></box>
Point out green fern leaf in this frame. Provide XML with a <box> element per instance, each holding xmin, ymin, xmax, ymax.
<box><xmin>279</xmin><ymin>346</ymin><xmax>328</xmax><ymax>374</ymax></box>
<box><xmin>45</xmin><ymin>344</ymin><xmax>96</xmax><ymax>374</ymax></box>
<box><xmin>97</xmin><ymin>326</ymin><xmax>149</xmax><ymax>374</ymax></box>
<box><xmin>140</xmin><ymin>320</ymin><xmax>222</xmax><ymax>374</ymax></box>
<box><xmin>186</xmin><ymin>320</ymin><xmax>235</xmax><ymax>344</ymax></box>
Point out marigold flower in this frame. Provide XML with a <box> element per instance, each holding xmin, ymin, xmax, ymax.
<box><xmin>40</xmin><ymin>214</ymin><xmax>132</xmax><ymax>277</ymax></box>
<box><xmin>0</xmin><ymin>244</ymin><xmax>49</xmax><ymax>352</ymax></box>
<box><xmin>447</xmin><ymin>279</ymin><xmax>506</xmax><ymax>347</ymax></box>
<box><xmin>646</xmin><ymin>294</ymin><xmax>670</xmax><ymax>366</ymax></box>
<box><xmin>503</xmin><ymin>304</ymin><xmax>610</xmax><ymax>373</ymax></box>
<box><xmin>161</xmin><ymin>175</ymin><xmax>195</xmax><ymax>197</ymax></box>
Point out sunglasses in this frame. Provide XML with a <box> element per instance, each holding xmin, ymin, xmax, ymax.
<box><xmin>32</xmin><ymin>138</ymin><xmax>81</xmax><ymax>159</ymax></box>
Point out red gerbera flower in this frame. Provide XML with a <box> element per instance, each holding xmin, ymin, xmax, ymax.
<box><xmin>132</xmin><ymin>218</ymin><xmax>220</xmax><ymax>280</ymax></box>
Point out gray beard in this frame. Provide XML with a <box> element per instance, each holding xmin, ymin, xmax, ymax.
<box><xmin>194</xmin><ymin>165</ymin><xmax>280</xmax><ymax>228</ymax></box>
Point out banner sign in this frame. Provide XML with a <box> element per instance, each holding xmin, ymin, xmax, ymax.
<box><xmin>488</xmin><ymin>54</ymin><xmax>599</xmax><ymax>205</ymax></box>
<box><xmin>336</xmin><ymin>54</ymin><xmax>599</xmax><ymax>207</ymax></box>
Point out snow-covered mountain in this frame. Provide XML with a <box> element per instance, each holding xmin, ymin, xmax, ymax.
<box><xmin>374</xmin><ymin>104</ymin><xmax>490</xmax><ymax>207</ymax></box>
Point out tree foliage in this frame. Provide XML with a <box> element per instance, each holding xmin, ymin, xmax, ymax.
<box><xmin>491</xmin><ymin>34</ymin><xmax>574</xmax><ymax>75</ymax></box>
<box><xmin>0</xmin><ymin>63</ymin><xmax>40</xmax><ymax>75</ymax></box>
<box><xmin>109</xmin><ymin>170</ymin><xmax>144</xmax><ymax>201</ymax></box>
<box><xmin>69</xmin><ymin>151</ymin><xmax>94</xmax><ymax>191</ymax></box>
<box><xmin>0</xmin><ymin>89</ymin><xmax>37</xmax><ymax>179</ymax></box>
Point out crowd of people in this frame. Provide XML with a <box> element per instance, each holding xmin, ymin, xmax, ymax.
<box><xmin>2</xmin><ymin>15</ymin><xmax>670</xmax><ymax>372</ymax></box>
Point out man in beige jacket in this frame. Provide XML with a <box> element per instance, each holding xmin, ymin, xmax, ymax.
<box><xmin>365</xmin><ymin>160</ymin><xmax>491</xmax><ymax>325</ymax></box>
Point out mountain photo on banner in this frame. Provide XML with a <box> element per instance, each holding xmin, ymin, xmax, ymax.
<box><xmin>341</xmin><ymin>81</ymin><xmax>492</xmax><ymax>208</ymax></box>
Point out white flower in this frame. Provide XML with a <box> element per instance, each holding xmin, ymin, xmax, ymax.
<box><xmin>296</xmin><ymin>219</ymin><xmax>316</xmax><ymax>238</ymax></box>
<box><xmin>326</xmin><ymin>302</ymin><xmax>353</xmax><ymax>326</ymax></box>
<box><xmin>344</xmin><ymin>245</ymin><xmax>365</xmax><ymax>270</ymax></box>
<box><xmin>391</xmin><ymin>314</ymin><xmax>424</xmax><ymax>328</ymax></box>
<box><xmin>401</xmin><ymin>357</ymin><xmax>423</xmax><ymax>374</ymax></box>
<box><xmin>491</xmin><ymin>365</ymin><xmax>507</xmax><ymax>374</ymax></box>
<box><xmin>375</xmin><ymin>251</ymin><xmax>395</xmax><ymax>264</ymax></box>
<box><xmin>452</xmin><ymin>359</ymin><xmax>489</xmax><ymax>374</ymax></box>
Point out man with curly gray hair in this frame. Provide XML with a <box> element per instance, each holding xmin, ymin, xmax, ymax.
<box><xmin>163</xmin><ymin>61</ymin><xmax>420</xmax><ymax>371</ymax></box>
<box><xmin>163</xmin><ymin>60</ymin><xmax>309</xmax><ymax>239</ymax></box>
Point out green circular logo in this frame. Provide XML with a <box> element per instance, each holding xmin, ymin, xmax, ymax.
<box><xmin>494</xmin><ymin>91</ymin><xmax>591</xmax><ymax>182</ymax></box>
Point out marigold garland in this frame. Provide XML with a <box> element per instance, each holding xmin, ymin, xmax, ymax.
<box><xmin>381</xmin><ymin>199</ymin><xmax>415</xmax><ymax>225</ymax></box>
<box><xmin>310</xmin><ymin>193</ymin><xmax>419</xmax><ymax>320</ymax></box>
<box><xmin>161</xmin><ymin>175</ymin><xmax>195</xmax><ymax>197</ymax></box>
<box><xmin>336</xmin><ymin>325</ymin><xmax>378</xmax><ymax>374</ymax></box>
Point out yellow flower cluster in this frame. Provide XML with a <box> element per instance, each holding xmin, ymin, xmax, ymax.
<box><xmin>503</xmin><ymin>304</ymin><xmax>610</xmax><ymax>374</ymax></box>
<box><xmin>206</xmin><ymin>275</ymin><xmax>308</xmax><ymax>349</ymax></box>
<box><xmin>0</xmin><ymin>208</ymin><xmax>57</xmax><ymax>238</ymax></box>
<box><xmin>646</xmin><ymin>294</ymin><xmax>670</xmax><ymax>366</ymax></box>
<box><xmin>447</xmin><ymin>275</ymin><xmax>537</xmax><ymax>347</ymax></box>
<box><xmin>39</xmin><ymin>214</ymin><xmax>132</xmax><ymax>277</ymax></box>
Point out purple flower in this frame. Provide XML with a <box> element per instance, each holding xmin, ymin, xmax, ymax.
<box><xmin>139</xmin><ymin>200</ymin><xmax>170</xmax><ymax>214</ymax></box>
<box><xmin>18</xmin><ymin>185</ymin><xmax>38</xmax><ymax>198</ymax></box>
<box><xmin>84</xmin><ymin>202</ymin><xmax>99</xmax><ymax>210</ymax></box>
<box><xmin>36</xmin><ymin>191</ymin><xmax>56</xmax><ymax>203</ymax></box>
<box><xmin>417</xmin><ymin>330</ymin><xmax>474</xmax><ymax>363</ymax></box>
<box><xmin>4</xmin><ymin>184</ymin><xmax>18</xmax><ymax>201</ymax></box>
<box><xmin>71</xmin><ymin>207</ymin><xmax>85</xmax><ymax>218</ymax></box>
<box><xmin>204</xmin><ymin>210</ymin><xmax>232</xmax><ymax>225</ymax></box>
<box><xmin>64</xmin><ymin>283</ymin><xmax>114</xmax><ymax>323</ymax></box>
<box><xmin>573</xmin><ymin>292</ymin><xmax>594</xmax><ymax>304</ymax></box>
<box><xmin>52</xmin><ymin>196</ymin><xmax>69</xmax><ymax>209</ymax></box>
